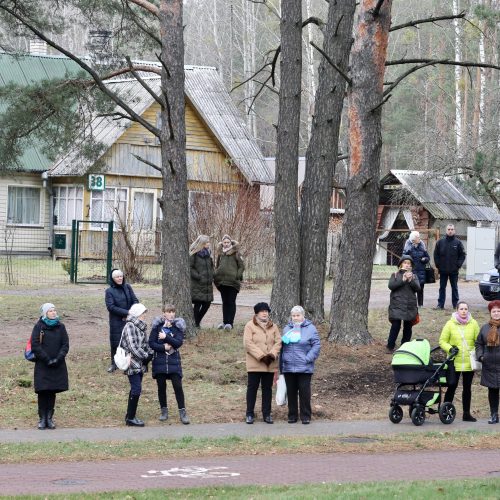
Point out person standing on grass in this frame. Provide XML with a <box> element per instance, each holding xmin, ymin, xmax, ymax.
<box><xmin>214</xmin><ymin>235</ymin><xmax>245</xmax><ymax>331</ymax></box>
<box><xmin>31</xmin><ymin>303</ymin><xmax>69</xmax><ymax>430</ymax></box>
<box><xmin>280</xmin><ymin>305</ymin><xmax>321</xmax><ymax>425</ymax></box>
<box><xmin>121</xmin><ymin>303</ymin><xmax>153</xmax><ymax>427</ymax></box>
<box><xmin>149</xmin><ymin>303</ymin><xmax>190</xmax><ymax>425</ymax></box>
<box><xmin>433</xmin><ymin>224</ymin><xmax>466</xmax><ymax>310</ymax></box>
<box><xmin>386</xmin><ymin>255</ymin><xmax>420</xmax><ymax>353</ymax></box>
<box><xmin>189</xmin><ymin>235</ymin><xmax>214</xmax><ymax>328</ymax></box>
<box><xmin>105</xmin><ymin>268</ymin><xmax>138</xmax><ymax>373</ymax></box>
<box><xmin>403</xmin><ymin>231</ymin><xmax>430</xmax><ymax>308</ymax></box>
<box><xmin>475</xmin><ymin>300</ymin><xmax>500</xmax><ymax>424</ymax></box>
<box><xmin>243</xmin><ymin>302</ymin><xmax>282</xmax><ymax>424</ymax></box>
<box><xmin>439</xmin><ymin>301</ymin><xmax>480</xmax><ymax>422</ymax></box>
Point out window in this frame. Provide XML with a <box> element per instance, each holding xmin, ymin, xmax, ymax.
<box><xmin>7</xmin><ymin>186</ymin><xmax>41</xmax><ymax>225</ymax></box>
<box><xmin>54</xmin><ymin>185</ymin><xmax>83</xmax><ymax>227</ymax></box>
<box><xmin>132</xmin><ymin>191</ymin><xmax>155</xmax><ymax>230</ymax></box>
<box><xmin>90</xmin><ymin>187</ymin><xmax>127</xmax><ymax>229</ymax></box>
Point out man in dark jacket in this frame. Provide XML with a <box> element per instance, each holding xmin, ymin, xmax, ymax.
<box><xmin>433</xmin><ymin>224</ymin><xmax>466</xmax><ymax>309</ymax></box>
<box><xmin>105</xmin><ymin>269</ymin><xmax>138</xmax><ymax>372</ymax></box>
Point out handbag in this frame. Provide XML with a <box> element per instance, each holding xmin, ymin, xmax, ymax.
<box><xmin>275</xmin><ymin>374</ymin><xmax>287</xmax><ymax>406</ymax></box>
<box><xmin>25</xmin><ymin>330</ymin><xmax>43</xmax><ymax>362</ymax></box>
<box><xmin>469</xmin><ymin>350</ymin><xmax>482</xmax><ymax>372</ymax></box>
<box><xmin>114</xmin><ymin>329</ymin><xmax>131</xmax><ymax>371</ymax></box>
<box><xmin>411</xmin><ymin>312</ymin><xmax>420</xmax><ymax>326</ymax></box>
<box><xmin>425</xmin><ymin>264</ymin><xmax>436</xmax><ymax>284</ymax></box>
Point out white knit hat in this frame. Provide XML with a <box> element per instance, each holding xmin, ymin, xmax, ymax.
<box><xmin>129</xmin><ymin>303</ymin><xmax>147</xmax><ymax>318</ymax></box>
<box><xmin>40</xmin><ymin>303</ymin><xmax>56</xmax><ymax>318</ymax></box>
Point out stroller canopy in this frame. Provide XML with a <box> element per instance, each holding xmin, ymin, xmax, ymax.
<box><xmin>392</xmin><ymin>339</ymin><xmax>430</xmax><ymax>367</ymax></box>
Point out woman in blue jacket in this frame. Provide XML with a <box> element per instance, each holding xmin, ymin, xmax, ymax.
<box><xmin>280</xmin><ymin>305</ymin><xmax>321</xmax><ymax>424</ymax></box>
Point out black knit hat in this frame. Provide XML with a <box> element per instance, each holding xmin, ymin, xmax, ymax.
<box><xmin>254</xmin><ymin>302</ymin><xmax>271</xmax><ymax>314</ymax></box>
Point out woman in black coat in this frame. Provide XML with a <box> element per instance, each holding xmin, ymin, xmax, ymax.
<box><xmin>475</xmin><ymin>300</ymin><xmax>500</xmax><ymax>424</ymax></box>
<box><xmin>30</xmin><ymin>303</ymin><xmax>69</xmax><ymax>430</ymax></box>
<box><xmin>105</xmin><ymin>269</ymin><xmax>138</xmax><ymax>372</ymax></box>
<box><xmin>403</xmin><ymin>231</ymin><xmax>430</xmax><ymax>307</ymax></box>
<box><xmin>386</xmin><ymin>255</ymin><xmax>420</xmax><ymax>353</ymax></box>
<box><xmin>189</xmin><ymin>235</ymin><xmax>214</xmax><ymax>328</ymax></box>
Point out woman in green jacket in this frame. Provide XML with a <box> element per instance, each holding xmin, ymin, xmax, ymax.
<box><xmin>439</xmin><ymin>301</ymin><xmax>480</xmax><ymax>421</ymax></box>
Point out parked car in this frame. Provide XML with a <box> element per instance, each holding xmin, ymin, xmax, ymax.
<box><xmin>479</xmin><ymin>268</ymin><xmax>500</xmax><ymax>301</ymax></box>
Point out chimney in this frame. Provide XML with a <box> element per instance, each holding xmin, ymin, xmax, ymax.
<box><xmin>87</xmin><ymin>30</ymin><xmax>113</xmax><ymax>66</ymax></box>
<box><xmin>29</xmin><ymin>39</ymin><xmax>48</xmax><ymax>55</ymax></box>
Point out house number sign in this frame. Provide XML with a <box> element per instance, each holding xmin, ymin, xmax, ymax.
<box><xmin>88</xmin><ymin>174</ymin><xmax>106</xmax><ymax>191</ymax></box>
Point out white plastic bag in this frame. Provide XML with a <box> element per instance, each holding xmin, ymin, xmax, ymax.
<box><xmin>114</xmin><ymin>346</ymin><xmax>131</xmax><ymax>371</ymax></box>
<box><xmin>275</xmin><ymin>374</ymin><xmax>287</xmax><ymax>406</ymax></box>
<box><xmin>470</xmin><ymin>351</ymin><xmax>482</xmax><ymax>372</ymax></box>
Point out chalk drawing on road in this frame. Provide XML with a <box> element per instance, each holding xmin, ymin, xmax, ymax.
<box><xmin>141</xmin><ymin>466</ymin><xmax>240</xmax><ymax>479</ymax></box>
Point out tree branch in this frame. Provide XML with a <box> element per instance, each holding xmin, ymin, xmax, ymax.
<box><xmin>371</xmin><ymin>0</ymin><xmax>385</xmax><ymax>17</ymax></box>
<box><xmin>0</xmin><ymin>4</ymin><xmax>161</xmax><ymax>138</ymax></box>
<box><xmin>126</xmin><ymin>0</ymin><xmax>159</xmax><ymax>17</ymax></box>
<box><xmin>386</xmin><ymin>58</ymin><xmax>500</xmax><ymax>71</ymax></box>
<box><xmin>383</xmin><ymin>61</ymin><xmax>438</xmax><ymax>96</ymax></box>
<box><xmin>123</xmin><ymin>0</ymin><xmax>161</xmax><ymax>45</ymax></box>
<box><xmin>303</xmin><ymin>16</ymin><xmax>324</xmax><ymax>29</ymax></box>
<box><xmin>125</xmin><ymin>56</ymin><xmax>164</xmax><ymax>108</ymax></box>
<box><xmin>132</xmin><ymin>153</ymin><xmax>162</xmax><ymax>172</ymax></box>
<box><xmin>390</xmin><ymin>12</ymin><xmax>466</xmax><ymax>32</ymax></box>
<box><xmin>100</xmin><ymin>65</ymin><xmax>161</xmax><ymax>80</ymax></box>
<box><xmin>97</xmin><ymin>111</ymin><xmax>135</xmax><ymax>121</ymax></box>
<box><xmin>310</xmin><ymin>42</ymin><xmax>352</xmax><ymax>85</ymax></box>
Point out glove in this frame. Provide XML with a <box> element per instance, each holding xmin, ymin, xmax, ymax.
<box><xmin>449</xmin><ymin>346</ymin><xmax>459</xmax><ymax>356</ymax></box>
<box><xmin>261</xmin><ymin>354</ymin><xmax>274</xmax><ymax>366</ymax></box>
<box><xmin>47</xmin><ymin>358</ymin><xmax>58</xmax><ymax>367</ymax></box>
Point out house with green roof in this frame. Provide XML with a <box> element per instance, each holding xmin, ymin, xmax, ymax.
<box><xmin>0</xmin><ymin>51</ymin><xmax>272</xmax><ymax>260</ymax></box>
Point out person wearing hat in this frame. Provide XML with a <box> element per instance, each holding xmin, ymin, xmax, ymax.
<box><xmin>30</xmin><ymin>303</ymin><xmax>69</xmax><ymax>430</ymax></box>
<box><xmin>386</xmin><ymin>255</ymin><xmax>421</xmax><ymax>353</ymax></box>
<box><xmin>105</xmin><ymin>269</ymin><xmax>139</xmax><ymax>373</ymax></box>
<box><xmin>120</xmin><ymin>303</ymin><xmax>154</xmax><ymax>427</ymax></box>
<box><xmin>243</xmin><ymin>302</ymin><xmax>281</xmax><ymax>424</ymax></box>
<box><xmin>403</xmin><ymin>231</ymin><xmax>430</xmax><ymax>307</ymax></box>
<box><xmin>475</xmin><ymin>300</ymin><xmax>500</xmax><ymax>424</ymax></box>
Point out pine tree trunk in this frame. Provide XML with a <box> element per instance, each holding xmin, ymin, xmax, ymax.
<box><xmin>328</xmin><ymin>0</ymin><xmax>392</xmax><ymax>345</ymax></box>
<box><xmin>159</xmin><ymin>1</ymin><xmax>194</xmax><ymax>332</ymax></box>
<box><xmin>270</xmin><ymin>0</ymin><xmax>302</xmax><ymax>325</ymax></box>
<box><xmin>299</xmin><ymin>0</ymin><xmax>356</xmax><ymax>322</ymax></box>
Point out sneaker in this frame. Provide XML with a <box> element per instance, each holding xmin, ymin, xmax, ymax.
<box><xmin>217</xmin><ymin>323</ymin><xmax>225</xmax><ymax>330</ymax></box>
<box><xmin>224</xmin><ymin>324</ymin><xmax>233</xmax><ymax>330</ymax></box>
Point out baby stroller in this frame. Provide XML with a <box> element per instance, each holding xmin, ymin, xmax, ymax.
<box><xmin>388</xmin><ymin>339</ymin><xmax>458</xmax><ymax>426</ymax></box>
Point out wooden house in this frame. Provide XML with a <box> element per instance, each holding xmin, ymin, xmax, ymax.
<box><xmin>0</xmin><ymin>52</ymin><xmax>273</xmax><ymax>260</ymax></box>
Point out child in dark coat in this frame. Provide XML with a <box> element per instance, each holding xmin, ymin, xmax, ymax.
<box><xmin>149</xmin><ymin>304</ymin><xmax>190</xmax><ymax>424</ymax></box>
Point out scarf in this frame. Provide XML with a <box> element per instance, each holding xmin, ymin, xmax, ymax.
<box><xmin>197</xmin><ymin>248</ymin><xmax>210</xmax><ymax>258</ymax></box>
<box><xmin>128</xmin><ymin>316</ymin><xmax>147</xmax><ymax>331</ymax></box>
<box><xmin>42</xmin><ymin>317</ymin><xmax>60</xmax><ymax>327</ymax></box>
<box><xmin>256</xmin><ymin>317</ymin><xmax>269</xmax><ymax>328</ymax></box>
<box><xmin>452</xmin><ymin>312</ymin><xmax>470</xmax><ymax>325</ymax></box>
<box><xmin>282</xmin><ymin>324</ymin><xmax>302</xmax><ymax>344</ymax></box>
<box><xmin>487</xmin><ymin>318</ymin><xmax>500</xmax><ymax>347</ymax></box>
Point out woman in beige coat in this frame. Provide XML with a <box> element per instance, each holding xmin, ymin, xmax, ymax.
<box><xmin>243</xmin><ymin>302</ymin><xmax>282</xmax><ymax>424</ymax></box>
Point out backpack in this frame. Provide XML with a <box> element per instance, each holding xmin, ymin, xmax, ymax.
<box><xmin>25</xmin><ymin>330</ymin><xmax>43</xmax><ymax>362</ymax></box>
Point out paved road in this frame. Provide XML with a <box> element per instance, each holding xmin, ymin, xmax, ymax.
<box><xmin>2</xmin><ymin>449</ymin><xmax>500</xmax><ymax>495</ymax></box>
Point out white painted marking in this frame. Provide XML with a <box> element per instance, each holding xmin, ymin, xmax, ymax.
<box><xmin>141</xmin><ymin>466</ymin><xmax>240</xmax><ymax>479</ymax></box>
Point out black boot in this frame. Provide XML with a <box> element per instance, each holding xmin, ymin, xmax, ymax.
<box><xmin>463</xmin><ymin>412</ymin><xmax>477</xmax><ymax>422</ymax></box>
<box><xmin>37</xmin><ymin>409</ymin><xmax>47</xmax><ymax>430</ymax></box>
<box><xmin>488</xmin><ymin>412</ymin><xmax>499</xmax><ymax>424</ymax></box>
<box><xmin>125</xmin><ymin>394</ymin><xmax>144</xmax><ymax>427</ymax></box>
<box><xmin>46</xmin><ymin>409</ymin><xmax>56</xmax><ymax>429</ymax></box>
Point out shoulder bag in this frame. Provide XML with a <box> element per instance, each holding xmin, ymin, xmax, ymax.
<box><xmin>114</xmin><ymin>328</ymin><xmax>131</xmax><ymax>371</ymax></box>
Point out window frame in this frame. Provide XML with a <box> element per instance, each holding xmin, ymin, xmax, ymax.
<box><xmin>130</xmin><ymin>188</ymin><xmax>157</xmax><ymax>231</ymax></box>
<box><xmin>89</xmin><ymin>186</ymin><xmax>129</xmax><ymax>231</ymax></box>
<box><xmin>6</xmin><ymin>185</ymin><xmax>43</xmax><ymax>227</ymax></box>
<box><xmin>53</xmin><ymin>184</ymin><xmax>84</xmax><ymax>229</ymax></box>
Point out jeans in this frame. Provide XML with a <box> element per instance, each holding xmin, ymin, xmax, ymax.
<box><xmin>155</xmin><ymin>373</ymin><xmax>185</xmax><ymax>409</ymax></box>
<box><xmin>246</xmin><ymin>372</ymin><xmax>274</xmax><ymax>417</ymax></box>
<box><xmin>128</xmin><ymin>372</ymin><xmax>143</xmax><ymax>396</ymax></box>
<box><xmin>193</xmin><ymin>301</ymin><xmax>211</xmax><ymax>326</ymax></box>
<box><xmin>386</xmin><ymin>320</ymin><xmax>413</xmax><ymax>350</ymax></box>
<box><xmin>284</xmin><ymin>373</ymin><xmax>312</xmax><ymax>422</ymax></box>
<box><xmin>438</xmin><ymin>272</ymin><xmax>459</xmax><ymax>308</ymax></box>
<box><xmin>444</xmin><ymin>370</ymin><xmax>474</xmax><ymax>413</ymax></box>
<box><xmin>219</xmin><ymin>285</ymin><xmax>238</xmax><ymax>326</ymax></box>
<box><xmin>489</xmin><ymin>388</ymin><xmax>499</xmax><ymax>414</ymax></box>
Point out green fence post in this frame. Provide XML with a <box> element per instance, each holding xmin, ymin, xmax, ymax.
<box><xmin>74</xmin><ymin>220</ymin><xmax>80</xmax><ymax>284</ymax></box>
<box><xmin>70</xmin><ymin>220</ymin><xmax>76</xmax><ymax>283</ymax></box>
<box><xmin>106</xmin><ymin>220</ymin><xmax>113</xmax><ymax>282</ymax></box>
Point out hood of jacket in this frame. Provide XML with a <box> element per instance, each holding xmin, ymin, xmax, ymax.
<box><xmin>109</xmin><ymin>268</ymin><xmax>127</xmax><ymax>287</ymax></box>
<box><xmin>218</xmin><ymin>240</ymin><xmax>240</xmax><ymax>256</ymax></box>
<box><xmin>151</xmin><ymin>316</ymin><xmax>187</xmax><ymax>333</ymax></box>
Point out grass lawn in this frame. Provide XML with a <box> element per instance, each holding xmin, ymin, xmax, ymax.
<box><xmin>8</xmin><ymin>478</ymin><xmax>500</xmax><ymax>499</ymax></box>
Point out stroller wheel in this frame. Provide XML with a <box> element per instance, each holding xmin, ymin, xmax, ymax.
<box><xmin>439</xmin><ymin>402</ymin><xmax>456</xmax><ymax>424</ymax></box>
<box><xmin>389</xmin><ymin>404</ymin><xmax>403</xmax><ymax>424</ymax></box>
<box><xmin>411</xmin><ymin>405</ymin><xmax>426</xmax><ymax>426</ymax></box>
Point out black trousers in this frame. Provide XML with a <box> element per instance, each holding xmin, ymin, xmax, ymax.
<box><xmin>110</xmin><ymin>344</ymin><xmax>117</xmax><ymax>364</ymax></box>
<box><xmin>489</xmin><ymin>388</ymin><xmax>500</xmax><ymax>414</ymax></box>
<box><xmin>155</xmin><ymin>373</ymin><xmax>186</xmax><ymax>409</ymax></box>
<box><xmin>37</xmin><ymin>391</ymin><xmax>56</xmax><ymax>414</ymax></box>
<box><xmin>417</xmin><ymin>283</ymin><xmax>424</xmax><ymax>307</ymax></box>
<box><xmin>387</xmin><ymin>320</ymin><xmax>413</xmax><ymax>350</ymax></box>
<box><xmin>438</xmin><ymin>272</ymin><xmax>459</xmax><ymax>308</ymax></box>
<box><xmin>193</xmin><ymin>301</ymin><xmax>211</xmax><ymax>326</ymax></box>
<box><xmin>219</xmin><ymin>285</ymin><xmax>238</xmax><ymax>326</ymax></box>
<box><xmin>284</xmin><ymin>373</ymin><xmax>312</xmax><ymax>421</ymax></box>
<box><xmin>246</xmin><ymin>372</ymin><xmax>274</xmax><ymax>417</ymax></box>
<box><xmin>444</xmin><ymin>370</ymin><xmax>474</xmax><ymax>413</ymax></box>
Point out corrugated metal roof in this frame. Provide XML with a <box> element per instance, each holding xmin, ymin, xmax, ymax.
<box><xmin>1</xmin><ymin>52</ymin><xmax>272</xmax><ymax>184</ymax></box>
<box><xmin>390</xmin><ymin>170</ymin><xmax>500</xmax><ymax>222</ymax></box>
